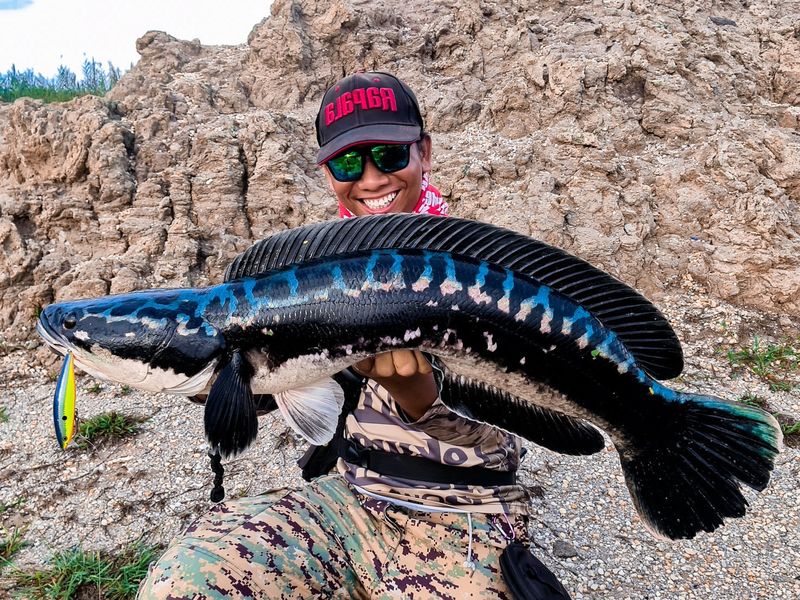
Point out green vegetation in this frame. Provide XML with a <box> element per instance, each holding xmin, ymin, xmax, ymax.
<box><xmin>86</xmin><ymin>382</ymin><xmax>104</xmax><ymax>394</ymax></box>
<box><xmin>775</xmin><ymin>413</ymin><xmax>800</xmax><ymax>449</ymax></box>
<box><xmin>0</xmin><ymin>405</ymin><xmax>8</xmax><ymax>423</ymax></box>
<box><xmin>1</xmin><ymin>493</ymin><xmax>28</xmax><ymax>573</ymax></box>
<box><xmin>1</xmin><ymin>497</ymin><xmax>28</xmax><ymax>572</ymax></box>
<box><xmin>119</xmin><ymin>385</ymin><xmax>132</xmax><ymax>396</ymax></box>
<box><xmin>0</xmin><ymin>526</ymin><xmax>26</xmax><ymax>571</ymax></box>
<box><xmin>782</xmin><ymin>420</ymin><xmax>800</xmax><ymax>436</ymax></box>
<box><xmin>0</xmin><ymin>497</ymin><xmax>26</xmax><ymax>516</ymax></box>
<box><xmin>10</xmin><ymin>542</ymin><xmax>163</xmax><ymax>599</ymax></box>
<box><xmin>727</xmin><ymin>336</ymin><xmax>799</xmax><ymax>391</ymax></box>
<box><xmin>1</xmin><ymin>60</ymin><xmax>124</xmax><ymax>103</ymax></box>
<box><xmin>77</xmin><ymin>411</ymin><xmax>143</xmax><ymax>448</ymax></box>
<box><xmin>737</xmin><ymin>393</ymin><xmax>766</xmax><ymax>408</ymax></box>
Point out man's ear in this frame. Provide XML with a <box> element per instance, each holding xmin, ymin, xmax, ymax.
<box><xmin>418</xmin><ymin>136</ymin><xmax>432</xmax><ymax>173</ymax></box>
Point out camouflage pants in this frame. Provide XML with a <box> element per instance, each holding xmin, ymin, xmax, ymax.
<box><xmin>138</xmin><ymin>474</ymin><xmax>528</xmax><ymax>599</ymax></box>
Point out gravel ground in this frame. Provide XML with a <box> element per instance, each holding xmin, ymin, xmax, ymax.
<box><xmin>0</xmin><ymin>287</ymin><xmax>798</xmax><ymax>599</ymax></box>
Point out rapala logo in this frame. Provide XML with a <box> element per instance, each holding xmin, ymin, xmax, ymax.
<box><xmin>324</xmin><ymin>87</ymin><xmax>398</xmax><ymax>126</ymax></box>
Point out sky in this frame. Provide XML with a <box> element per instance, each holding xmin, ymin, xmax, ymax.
<box><xmin>0</xmin><ymin>0</ymin><xmax>270</xmax><ymax>77</ymax></box>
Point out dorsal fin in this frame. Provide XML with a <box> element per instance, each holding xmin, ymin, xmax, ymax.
<box><xmin>224</xmin><ymin>215</ymin><xmax>683</xmax><ymax>379</ymax></box>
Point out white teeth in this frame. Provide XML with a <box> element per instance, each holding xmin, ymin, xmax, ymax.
<box><xmin>363</xmin><ymin>192</ymin><xmax>397</xmax><ymax>210</ymax></box>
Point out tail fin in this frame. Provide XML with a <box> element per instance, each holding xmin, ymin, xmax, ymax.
<box><xmin>619</xmin><ymin>393</ymin><xmax>782</xmax><ymax>540</ymax></box>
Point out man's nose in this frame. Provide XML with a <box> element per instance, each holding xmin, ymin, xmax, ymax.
<box><xmin>358</xmin><ymin>156</ymin><xmax>390</xmax><ymax>189</ymax></box>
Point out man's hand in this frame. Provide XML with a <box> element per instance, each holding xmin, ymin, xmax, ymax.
<box><xmin>354</xmin><ymin>350</ymin><xmax>438</xmax><ymax>420</ymax></box>
<box><xmin>354</xmin><ymin>349</ymin><xmax>432</xmax><ymax>379</ymax></box>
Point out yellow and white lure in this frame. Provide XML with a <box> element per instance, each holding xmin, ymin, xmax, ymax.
<box><xmin>53</xmin><ymin>352</ymin><xmax>77</xmax><ymax>450</ymax></box>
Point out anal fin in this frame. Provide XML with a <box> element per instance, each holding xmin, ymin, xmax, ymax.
<box><xmin>428</xmin><ymin>356</ymin><xmax>605</xmax><ymax>456</ymax></box>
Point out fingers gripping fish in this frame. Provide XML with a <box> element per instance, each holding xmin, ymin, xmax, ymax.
<box><xmin>36</xmin><ymin>216</ymin><xmax>781</xmax><ymax>540</ymax></box>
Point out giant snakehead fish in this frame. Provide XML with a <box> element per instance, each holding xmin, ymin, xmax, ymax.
<box><xmin>36</xmin><ymin>214</ymin><xmax>782</xmax><ymax>540</ymax></box>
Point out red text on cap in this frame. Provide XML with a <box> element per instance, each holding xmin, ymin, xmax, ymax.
<box><xmin>324</xmin><ymin>87</ymin><xmax>397</xmax><ymax>126</ymax></box>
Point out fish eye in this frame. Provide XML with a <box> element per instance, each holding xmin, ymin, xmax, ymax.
<box><xmin>63</xmin><ymin>314</ymin><xmax>77</xmax><ymax>330</ymax></box>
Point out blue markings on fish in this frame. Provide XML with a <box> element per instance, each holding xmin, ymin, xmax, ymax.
<box><xmin>35</xmin><ymin>215</ymin><xmax>781</xmax><ymax>541</ymax></box>
<box><xmin>331</xmin><ymin>265</ymin><xmax>348</xmax><ymax>292</ymax></box>
<box><xmin>412</xmin><ymin>252</ymin><xmax>434</xmax><ymax>292</ymax></box>
<box><xmin>439</xmin><ymin>253</ymin><xmax>464</xmax><ymax>296</ymax></box>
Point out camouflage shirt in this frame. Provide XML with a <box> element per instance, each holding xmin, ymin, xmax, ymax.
<box><xmin>338</xmin><ymin>380</ymin><xmax>530</xmax><ymax>514</ymax></box>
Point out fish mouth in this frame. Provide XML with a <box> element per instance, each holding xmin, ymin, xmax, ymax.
<box><xmin>37</xmin><ymin>314</ymin><xmax>147</xmax><ymax>387</ymax></box>
<box><xmin>36</xmin><ymin>314</ymin><xmax>69</xmax><ymax>357</ymax></box>
<box><xmin>36</xmin><ymin>309</ymin><xmax>209</xmax><ymax>393</ymax></box>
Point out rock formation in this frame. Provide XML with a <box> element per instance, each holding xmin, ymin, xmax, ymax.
<box><xmin>1</xmin><ymin>0</ymin><xmax>799</xmax><ymax>352</ymax></box>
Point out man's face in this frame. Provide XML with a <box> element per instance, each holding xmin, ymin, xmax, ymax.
<box><xmin>323</xmin><ymin>137</ymin><xmax>432</xmax><ymax>215</ymax></box>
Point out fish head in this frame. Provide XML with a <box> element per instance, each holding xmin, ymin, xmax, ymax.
<box><xmin>36</xmin><ymin>289</ymin><xmax>225</xmax><ymax>395</ymax></box>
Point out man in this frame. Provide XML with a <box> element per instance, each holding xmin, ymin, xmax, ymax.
<box><xmin>139</xmin><ymin>72</ymin><xmax>546</xmax><ymax>599</ymax></box>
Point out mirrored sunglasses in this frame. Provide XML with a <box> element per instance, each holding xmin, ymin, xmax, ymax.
<box><xmin>326</xmin><ymin>143</ymin><xmax>413</xmax><ymax>182</ymax></box>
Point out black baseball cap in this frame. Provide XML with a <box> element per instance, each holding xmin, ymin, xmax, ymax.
<box><xmin>315</xmin><ymin>72</ymin><xmax>424</xmax><ymax>164</ymax></box>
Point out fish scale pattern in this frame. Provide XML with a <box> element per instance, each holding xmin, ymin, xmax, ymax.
<box><xmin>215</xmin><ymin>249</ymin><xmax>647</xmax><ymax>427</ymax></box>
<box><xmin>224</xmin><ymin>215</ymin><xmax>685</xmax><ymax>381</ymax></box>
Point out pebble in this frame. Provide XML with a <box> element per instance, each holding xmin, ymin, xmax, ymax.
<box><xmin>553</xmin><ymin>540</ymin><xmax>579</xmax><ymax>558</ymax></box>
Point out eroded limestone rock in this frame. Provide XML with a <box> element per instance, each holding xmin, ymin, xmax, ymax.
<box><xmin>1</xmin><ymin>0</ymin><xmax>798</xmax><ymax>349</ymax></box>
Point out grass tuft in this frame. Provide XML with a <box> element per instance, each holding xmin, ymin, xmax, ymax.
<box><xmin>775</xmin><ymin>414</ymin><xmax>800</xmax><ymax>449</ymax></box>
<box><xmin>737</xmin><ymin>393</ymin><xmax>767</xmax><ymax>408</ymax></box>
<box><xmin>0</xmin><ymin>497</ymin><xmax>26</xmax><ymax>516</ymax></box>
<box><xmin>77</xmin><ymin>412</ymin><xmax>144</xmax><ymax>448</ymax></box>
<box><xmin>783</xmin><ymin>421</ymin><xmax>800</xmax><ymax>436</ymax></box>
<box><xmin>10</xmin><ymin>542</ymin><xmax>163</xmax><ymax>599</ymax></box>
<box><xmin>86</xmin><ymin>382</ymin><xmax>103</xmax><ymax>394</ymax></box>
<box><xmin>0</xmin><ymin>526</ymin><xmax>26</xmax><ymax>571</ymax></box>
<box><xmin>726</xmin><ymin>336</ymin><xmax>798</xmax><ymax>391</ymax></box>
<box><xmin>0</xmin><ymin>405</ymin><xmax>7</xmax><ymax>423</ymax></box>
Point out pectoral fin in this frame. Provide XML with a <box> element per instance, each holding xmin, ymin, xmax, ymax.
<box><xmin>204</xmin><ymin>351</ymin><xmax>258</xmax><ymax>458</ymax></box>
<box><xmin>274</xmin><ymin>378</ymin><xmax>345</xmax><ymax>445</ymax></box>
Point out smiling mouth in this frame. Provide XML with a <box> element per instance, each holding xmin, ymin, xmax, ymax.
<box><xmin>361</xmin><ymin>191</ymin><xmax>398</xmax><ymax>212</ymax></box>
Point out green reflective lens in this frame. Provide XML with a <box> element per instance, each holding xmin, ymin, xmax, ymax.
<box><xmin>371</xmin><ymin>144</ymin><xmax>411</xmax><ymax>173</ymax></box>
<box><xmin>326</xmin><ymin>143</ymin><xmax>413</xmax><ymax>182</ymax></box>
<box><xmin>327</xmin><ymin>150</ymin><xmax>364</xmax><ymax>182</ymax></box>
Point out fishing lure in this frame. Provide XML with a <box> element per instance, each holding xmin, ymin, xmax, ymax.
<box><xmin>53</xmin><ymin>352</ymin><xmax>77</xmax><ymax>450</ymax></box>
